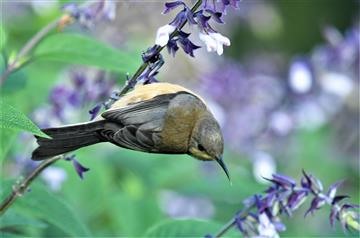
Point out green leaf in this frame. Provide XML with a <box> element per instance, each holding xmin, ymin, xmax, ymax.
<box><xmin>33</xmin><ymin>33</ymin><xmax>139</xmax><ymax>73</ymax></box>
<box><xmin>9</xmin><ymin>181</ymin><xmax>91</xmax><ymax>236</ymax></box>
<box><xmin>0</xmin><ymin>210</ymin><xmax>47</xmax><ymax>229</ymax></box>
<box><xmin>0</xmin><ymin>24</ymin><xmax>7</xmax><ymax>50</ymax></box>
<box><xmin>0</xmin><ymin>100</ymin><xmax>49</xmax><ymax>138</ymax></box>
<box><xmin>144</xmin><ymin>219</ymin><xmax>238</xmax><ymax>237</ymax></box>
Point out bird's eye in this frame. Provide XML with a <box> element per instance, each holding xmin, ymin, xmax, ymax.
<box><xmin>197</xmin><ymin>144</ymin><xmax>205</xmax><ymax>152</ymax></box>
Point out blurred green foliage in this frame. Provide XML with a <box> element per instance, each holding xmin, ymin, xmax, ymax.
<box><xmin>0</xmin><ymin>0</ymin><xmax>359</xmax><ymax>237</ymax></box>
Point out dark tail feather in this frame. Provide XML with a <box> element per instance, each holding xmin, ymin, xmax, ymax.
<box><xmin>32</xmin><ymin>120</ymin><xmax>106</xmax><ymax>160</ymax></box>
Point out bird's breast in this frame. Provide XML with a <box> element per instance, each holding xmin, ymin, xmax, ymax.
<box><xmin>158</xmin><ymin>93</ymin><xmax>206</xmax><ymax>153</ymax></box>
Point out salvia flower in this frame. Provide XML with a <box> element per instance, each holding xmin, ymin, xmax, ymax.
<box><xmin>62</xmin><ymin>0</ymin><xmax>116</xmax><ymax>28</ymax></box>
<box><xmin>202</xmin><ymin>0</ymin><xmax>240</xmax><ymax>14</ymax></box>
<box><xmin>155</xmin><ymin>24</ymin><xmax>176</xmax><ymax>47</ymax></box>
<box><xmin>257</xmin><ymin>213</ymin><xmax>280</xmax><ymax>238</ymax></box>
<box><xmin>211</xmin><ymin>171</ymin><xmax>359</xmax><ymax>237</ymax></box>
<box><xmin>199</xmin><ymin>32</ymin><xmax>230</xmax><ymax>55</ymax></box>
<box><xmin>65</xmin><ymin>155</ymin><xmax>90</xmax><ymax>180</ymax></box>
<box><xmin>155</xmin><ymin>0</ymin><xmax>237</xmax><ymax>57</ymax></box>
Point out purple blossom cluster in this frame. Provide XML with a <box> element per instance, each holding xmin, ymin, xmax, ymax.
<box><xmin>62</xmin><ymin>0</ymin><xmax>116</xmax><ymax>28</ymax></box>
<box><xmin>33</xmin><ymin>71</ymin><xmax>115</xmax><ymax>128</ymax></box>
<box><xmin>208</xmin><ymin>171</ymin><xmax>359</xmax><ymax>237</ymax></box>
<box><xmin>155</xmin><ymin>0</ymin><xmax>239</xmax><ymax>57</ymax></box>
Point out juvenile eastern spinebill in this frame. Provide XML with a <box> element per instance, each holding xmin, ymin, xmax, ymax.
<box><xmin>32</xmin><ymin>83</ymin><xmax>229</xmax><ymax>179</ymax></box>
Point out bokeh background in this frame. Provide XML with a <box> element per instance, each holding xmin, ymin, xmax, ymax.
<box><xmin>1</xmin><ymin>0</ymin><xmax>359</xmax><ymax>237</ymax></box>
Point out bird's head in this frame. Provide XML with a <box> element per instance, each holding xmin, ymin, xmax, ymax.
<box><xmin>188</xmin><ymin>112</ymin><xmax>230</xmax><ymax>180</ymax></box>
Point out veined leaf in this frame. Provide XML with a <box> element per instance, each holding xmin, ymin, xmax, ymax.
<box><xmin>0</xmin><ymin>100</ymin><xmax>49</xmax><ymax>138</ymax></box>
<box><xmin>33</xmin><ymin>33</ymin><xmax>139</xmax><ymax>73</ymax></box>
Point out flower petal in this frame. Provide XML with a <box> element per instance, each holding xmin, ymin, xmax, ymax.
<box><xmin>155</xmin><ymin>24</ymin><xmax>176</xmax><ymax>47</ymax></box>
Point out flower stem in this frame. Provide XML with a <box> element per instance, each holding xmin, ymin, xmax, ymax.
<box><xmin>215</xmin><ymin>219</ymin><xmax>236</xmax><ymax>237</ymax></box>
<box><xmin>0</xmin><ymin>156</ymin><xmax>63</xmax><ymax>215</ymax></box>
<box><xmin>117</xmin><ymin>0</ymin><xmax>203</xmax><ymax>96</ymax></box>
<box><xmin>214</xmin><ymin>204</ymin><xmax>254</xmax><ymax>237</ymax></box>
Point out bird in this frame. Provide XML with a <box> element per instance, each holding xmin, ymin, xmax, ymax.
<box><xmin>32</xmin><ymin>82</ymin><xmax>229</xmax><ymax>179</ymax></box>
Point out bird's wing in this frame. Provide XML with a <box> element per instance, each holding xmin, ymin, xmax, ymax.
<box><xmin>101</xmin><ymin>92</ymin><xmax>187</xmax><ymax>152</ymax></box>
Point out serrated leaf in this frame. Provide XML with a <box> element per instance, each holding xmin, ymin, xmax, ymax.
<box><xmin>144</xmin><ymin>219</ymin><xmax>238</xmax><ymax>237</ymax></box>
<box><xmin>0</xmin><ymin>100</ymin><xmax>49</xmax><ymax>138</ymax></box>
<box><xmin>33</xmin><ymin>33</ymin><xmax>139</xmax><ymax>73</ymax></box>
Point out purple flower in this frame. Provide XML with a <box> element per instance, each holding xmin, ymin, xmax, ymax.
<box><xmin>89</xmin><ymin>104</ymin><xmax>102</xmax><ymax>120</ymax></box>
<box><xmin>167</xmin><ymin>39</ymin><xmax>180</xmax><ymax>56</ymax></box>
<box><xmin>62</xmin><ymin>0</ymin><xmax>117</xmax><ymax>28</ymax></box>
<box><xmin>202</xmin><ymin>0</ymin><xmax>240</xmax><ymax>14</ymax></box>
<box><xmin>65</xmin><ymin>155</ymin><xmax>90</xmax><ymax>180</ymax></box>
<box><xmin>301</xmin><ymin>170</ymin><xmax>323</xmax><ymax>194</ymax></box>
<box><xmin>162</xmin><ymin>1</ymin><xmax>185</xmax><ymax>14</ymax></box>
<box><xmin>156</xmin><ymin>0</ymin><xmax>234</xmax><ymax>57</ymax></box>
<box><xmin>177</xmin><ymin>31</ymin><xmax>201</xmax><ymax>57</ymax></box>
<box><xmin>305</xmin><ymin>197</ymin><xmax>326</xmax><ymax>217</ymax></box>
<box><xmin>266</xmin><ymin>174</ymin><xmax>297</xmax><ymax>189</ymax></box>
<box><xmin>287</xmin><ymin>190</ymin><xmax>308</xmax><ymax>210</ymax></box>
<box><xmin>204</xmin><ymin>9</ymin><xmax>224</xmax><ymax>24</ymax></box>
<box><xmin>210</xmin><ymin>170</ymin><xmax>358</xmax><ymax>237</ymax></box>
<box><xmin>169</xmin><ymin>9</ymin><xmax>188</xmax><ymax>29</ymax></box>
<box><xmin>326</xmin><ymin>180</ymin><xmax>344</xmax><ymax>200</ymax></box>
<box><xmin>72</xmin><ymin>72</ymin><xmax>86</xmax><ymax>88</ymax></box>
<box><xmin>49</xmin><ymin>86</ymin><xmax>69</xmax><ymax>108</ymax></box>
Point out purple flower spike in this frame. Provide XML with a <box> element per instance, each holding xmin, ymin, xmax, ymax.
<box><xmin>163</xmin><ymin>1</ymin><xmax>185</xmax><ymax>14</ymax></box>
<box><xmin>89</xmin><ymin>104</ymin><xmax>102</xmax><ymax>120</ymax></box>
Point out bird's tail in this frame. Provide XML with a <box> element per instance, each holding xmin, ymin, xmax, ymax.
<box><xmin>32</xmin><ymin>120</ymin><xmax>106</xmax><ymax>160</ymax></box>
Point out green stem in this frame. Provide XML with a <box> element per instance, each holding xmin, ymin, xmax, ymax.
<box><xmin>117</xmin><ymin>0</ymin><xmax>203</xmax><ymax>96</ymax></box>
<box><xmin>0</xmin><ymin>156</ymin><xmax>63</xmax><ymax>215</ymax></box>
<box><xmin>214</xmin><ymin>205</ymin><xmax>254</xmax><ymax>237</ymax></box>
<box><xmin>0</xmin><ymin>19</ymin><xmax>61</xmax><ymax>86</ymax></box>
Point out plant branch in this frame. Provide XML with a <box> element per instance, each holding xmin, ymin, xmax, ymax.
<box><xmin>214</xmin><ymin>204</ymin><xmax>254</xmax><ymax>237</ymax></box>
<box><xmin>215</xmin><ymin>219</ymin><xmax>236</xmax><ymax>237</ymax></box>
<box><xmin>0</xmin><ymin>156</ymin><xmax>63</xmax><ymax>215</ymax></box>
<box><xmin>0</xmin><ymin>18</ymin><xmax>63</xmax><ymax>86</ymax></box>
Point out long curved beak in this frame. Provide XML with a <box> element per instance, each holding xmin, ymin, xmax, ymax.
<box><xmin>216</xmin><ymin>156</ymin><xmax>231</xmax><ymax>182</ymax></box>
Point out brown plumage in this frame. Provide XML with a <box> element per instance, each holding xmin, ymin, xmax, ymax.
<box><xmin>32</xmin><ymin>83</ymin><xmax>229</xmax><ymax>179</ymax></box>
